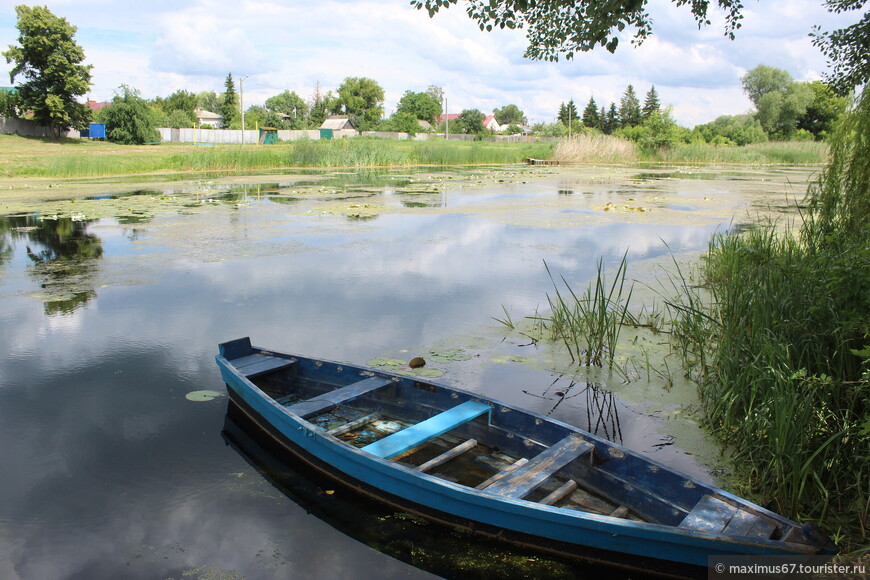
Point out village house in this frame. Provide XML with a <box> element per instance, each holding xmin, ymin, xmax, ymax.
<box><xmin>194</xmin><ymin>107</ymin><xmax>223</xmax><ymax>128</ymax></box>
<box><xmin>319</xmin><ymin>115</ymin><xmax>357</xmax><ymax>131</ymax></box>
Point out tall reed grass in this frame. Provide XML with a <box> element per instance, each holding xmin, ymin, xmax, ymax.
<box><xmin>535</xmin><ymin>256</ymin><xmax>635</xmax><ymax>367</ymax></box>
<box><xmin>553</xmin><ymin>134</ymin><xmax>637</xmax><ymax>163</ymax></box>
<box><xmin>653</xmin><ymin>141</ymin><xmax>828</xmax><ymax>165</ymax></box>
<box><xmin>665</xmin><ymin>91</ymin><xmax>870</xmax><ymax>547</ymax></box>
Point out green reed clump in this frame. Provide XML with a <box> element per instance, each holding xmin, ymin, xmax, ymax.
<box><xmin>537</xmin><ymin>255</ymin><xmax>635</xmax><ymax>367</ymax></box>
<box><xmin>653</xmin><ymin>141</ymin><xmax>828</xmax><ymax>164</ymax></box>
<box><xmin>666</xmin><ymin>90</ymin><xmax>870</xmax><ymax>546</ymax></box>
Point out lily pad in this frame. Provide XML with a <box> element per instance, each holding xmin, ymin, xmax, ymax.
<box><xmin>427</xmin><ymin>348</ymin><xmax>473</xmax><ymax>363</ymax></box>
<box><xmin>185</xmin><ymin>389</ymin><xmax>225</xmax><ymax>402</ymax></box>
<box><xmin>366</xmin><ymin>357</ymin><xmax>407</xmax><ymax>368</ymax></box>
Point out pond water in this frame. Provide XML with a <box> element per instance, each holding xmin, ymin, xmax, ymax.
<box><xmin>0</xmin><ymin>164</ymin><xmax>817</xmax><ymax>579</ymax></box>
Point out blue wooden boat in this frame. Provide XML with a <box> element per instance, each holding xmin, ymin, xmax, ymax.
<box><xmin>215</xmin><ymin>337</ymin><xmax>836</xmax><ymax>576</ymax></box>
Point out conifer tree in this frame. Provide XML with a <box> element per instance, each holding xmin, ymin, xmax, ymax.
<box><xmin>619</xmin><ymin>85</ymin><xmax>642</xmax><ymax>128</ymax></box>
<box><xmin>582</xmin><ymin>97</ymin><xmax>599</xmax><ymax>128</ymax></box>
<box><xmin>219</xmin><ymin>73</ymin><xmax>239</xmax><ymax>128</ymax></box>
<box><xmin>642</xmin><ymin>85</ymin><xmax>661</xmax><ymax>120</ymax></box>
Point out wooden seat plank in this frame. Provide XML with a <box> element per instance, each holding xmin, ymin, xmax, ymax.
<box><xmin>679</xmin><ymin>495</ymin><xmax>739</xmax><ymax>534</ymax></box>
<box><xmin>723</xmin><ymin>509</ymin><xmax>778</xmax><ymax>539</ymax></box>
<box><xmin>362</xmin><ymin>400</ymin><xmax>490</xmax><ymax>459</ymax></box>
<box><xmin>285</xmin><ymin>376</ymin><xmax>393</xmax><ymax>420</ymax></box>
<box><xmin>475</xmin><ymin>458</ymin><xmax>529</xmax><ymax>490</ymax></box>
<box><xmin>237</xmin><ymin>354</ymin><xmax>296</xmax><ymax>378</ymax></box>
<box><xmin>483</xmin><ymin>435</ymin><xmax>594</xmax><ymax>499</ymax></box>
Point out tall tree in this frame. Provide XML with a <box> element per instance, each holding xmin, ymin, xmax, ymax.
<box><xmin>642</xmin><ymin>86</ymin><xmax>661</xmax><ymax>120</ymax></box>
<box><xmin>154</xmin><ymin>89</ymin><xmax>197</xmax><ymax>127</ymax></box>
<box><xmin>425</xmin><ymin>85</ymin><xmax>444</xmax><ymax>107</ymax></box>
<box><xmin>742</xmin><ymin>65</ymin><xmax>816</xmax><ymax>139</ymax></box>
<box><xmin>265</xmin><ymin>90</ymin><xmax>309</xmax><ymax>129</ymax></box>
<box><xmin>196</xmin><ymin>91</ymin><xmax>221</xmax><ymax>113</ymax></box>
<box><xmin>605</xmin><ymin>103</ymin><xmax>620</xmax><ymax>134</ymax></box>
<box><xmin>582</xmin><ymin>97</ymin><xmax>599</xmax><ymax>128</ymax></box>
<box><xmin>220</xmin><ymin>73</ymin><xmax>239</xmax><ymax>129</ymax></box>
<box><xmin>335</xmin><ymin>77</ymin><xmax>385</xmax><ymax>130</ymax></box>
<box><xmin>619</xmin><ymin>85</ymin><xmax>642</xmax><ymax>128</ymax></box>
<box><xmin>558</xmin><ymin>100</ymin><xmax>578</xmax><ymax>126</ymax></box>
<box><xmin>493</xmin><ymin>103</ymin><xmax>527</xmax><ymax>125</ymax></box>
<box><xmin>741</xmin><ymin>65</ymin><xmax>794</xmax><ymax>108</ymax></box>
<box><xmin>3</xmin><ymin>5</ymin><xmax>92</xmax><ymax>136</ymax></box>
<box><xmin>412</xmin><ymin>0</ymin><xmax>746</xmax><ymax>60</ymax></box>
<box><xmin>308</xmin><ymin>82</ymin><xmax>332</xmax><ymax>128</ymax></box>
<box><xmin>797</xmin><ymin>81</ymin><xmax>848</xmax><ymax>140</ymax></box>
<box><xmin>396</xmin><ymin>90</ymin><xmax>442</xmax><ymax>124</ymax></box>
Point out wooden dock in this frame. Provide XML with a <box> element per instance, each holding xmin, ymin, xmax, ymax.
<box><xmin>526</xmin><ymin>158</ymin><xmax>560</xmax><ymax>166</ymax></box>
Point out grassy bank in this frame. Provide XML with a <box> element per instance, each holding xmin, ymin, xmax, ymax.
<box><xmin>667</xmin><ymin>92</ymin><xmax>869</xmax><ymax>550</ymax></box>
<box><xmin>0</xmin><ymin>135</ymin><xmax>555</xmax><ymax>178</ymax></box>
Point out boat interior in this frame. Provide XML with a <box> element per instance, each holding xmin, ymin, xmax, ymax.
<box><xmin>220</xmin><ymin>339</ymin><xmax>810</xmax><ymax>547</ymax></box>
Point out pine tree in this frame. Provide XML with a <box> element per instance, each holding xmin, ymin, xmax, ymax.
<box><xmin>642</xmin><ymin>85</ymin><xmax>661</xmax><ymax>120</ymax></box>
<box><xmin>582</xmin><ymin>97</ymin><xmax>599</xmax><ymax>128</ymax></box>
<box><xmin>219</xmin><ymin>73</ymin><xmax>239</xmax><ymax>128</ymax></box>
<box><xmin>605</xmin><ymin>103</ymin><xmax>619</xmax><ymax>134</ymax></box>
<box><xmin>619</xmin><ymin>85</ymin><xmax>642</xmax><ymax>128</ymax></box>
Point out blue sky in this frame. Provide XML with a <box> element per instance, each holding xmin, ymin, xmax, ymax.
<box><xmin>0</xmin><ymin>0</ymin><xmax>858</xmax><ymax>126</ymax></box>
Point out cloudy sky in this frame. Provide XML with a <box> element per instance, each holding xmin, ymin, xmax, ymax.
<box><xmin>0</xmin><ymin>0</ymin><xmax>858</xmax><ymax>127</ymax></box>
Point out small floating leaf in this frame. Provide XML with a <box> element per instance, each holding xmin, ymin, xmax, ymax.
<box><xmin>367</xmin><ymin>357</ymin><xmax>407</xmax><ymax>368</ymax></box>
<box><xmin>185</xmin><ymin>389</ymin><xmax>225</xmax><ymax>402</ymax></box>
<box><xmin>415</xmin><ymin>368</ymin><xmax>445</xmax><ymax>378</ymax></box>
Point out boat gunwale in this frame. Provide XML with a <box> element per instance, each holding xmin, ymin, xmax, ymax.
<box><xmin>214</xmin><ymin>344</ymin><xmax>828</xmax><ymax>558</ymax></box>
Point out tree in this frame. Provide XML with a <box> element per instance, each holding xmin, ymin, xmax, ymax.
<box><xmin>3</xmin><ymin>5</ymin><xmax>92</xmax><ymax>136</ymax></box>
<box><xmin>741</xmin><ymin>65</ymin><xmax>794</xmax><ymax>108</ymax></box>
<box><xmin>153</xmin><ymin>89</ymin><xmax>197</xmax><ymax>127</ymax></box>
<box><xmin>741</xmin><ymin>66</ymin><xmax>815</xmax><ymax>139</ymax></box>
<box><xmin>811</xmin><ymin>0</ymin><xmax>870</xmax><ymax>92</ymax></box>
<box><xmin>642</xmin><ymin>86</ymin><xmax>661</xmax><ymax>120</ymax></box>
<box><xmin>220</xmin><ymin>73</ymin><xmax>239</xmax><ymax>129</ymax></box>
<box><xmin>493</xmin><ymin>103</ymin><xmax>527</xmax><ymax>126</ymax></box>
<box><xmin>619</xmin><ymin>85</ymin><xmax>641</xmax><ymax>128</ymax></box>
<box><xmin>0</xmin><ymin>89</ymin><xmax>19</xmax><ymax>118</ymax></box>
<box><xmin>455</xmin><ymin>108</ymin><xmax>485</xmax><ymax>134</ymax></box>
<box><xmin>411</xmin><ymin>0</ymin><xmax>746</xmax><ymax>61</ymax></box>
<box><xmin>755</xmin><ymin>83</ymin><xmax>816</xmax><ymax>139</ymax></box>
<box><xmin>604</xmin><ymin>103</ymin><xmax>619</xmax><ymax>135</ymax></box>
<box><xmin>582</xmin><ymin>97</ymin><xmax>600</xmax><ymax>129</ymax></box>
<box><xmin>334</xmin><ymin>77</ymin><xmax>385</xmax><ymax>131</ymax></box>
<box><xmin>98</xmin><ymin>85</ymin><xmax>160</xmax><ymax>145</ymax></box>
<box><xmin>384</xmin><ymin>111</ymin><xmax>421</xmax><ymax>135</ymax></box>
<box><xmin>196</xmin><ymin>91</ymin><xmax>221</xmax><ymax>113</ymax></box>
<box><xmin>396</xmin><ymin>90</ymin><xmax>442</xmax><ymax>124</ymax></box>
<box><xmin>426</xmin><ymin>85</ymin><xmax>444</xmax><ymax>107</ymax></box>
<box><xmin>797</xmin><ymin>81</ymin><xmax>848</xmax><ymax>141</ymax></box>
<box><xmin>558</xmin><ymin>100</ymin><xmax>578</xmax><ymax>126</ymax></box>
<box><xmin>265</xmin><ymin>90</ymin><xmax>309</xmax><ymax>129</ymax></box>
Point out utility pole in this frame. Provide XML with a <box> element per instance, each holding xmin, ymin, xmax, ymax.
<box><xmin>239</xmin><ymin>74</ymin><xmax>251</xmax><ymax>144</ymax></box>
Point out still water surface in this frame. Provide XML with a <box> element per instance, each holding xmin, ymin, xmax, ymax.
<box><xmin>0</xmin><ymin>165</ymin><xmax>815</xmax><ymax>579</ymax></box>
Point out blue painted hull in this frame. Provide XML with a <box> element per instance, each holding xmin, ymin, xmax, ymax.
<box><xmin>215</xmin><ymin>338</ymin><xmax>835</xmax><ymax>574</ymax></box>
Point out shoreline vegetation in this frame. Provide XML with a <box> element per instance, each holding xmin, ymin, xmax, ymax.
<box><xmin>0</xmin><ymin>133</ymin><xmax>827</xmax><ymax>182</ymax></box>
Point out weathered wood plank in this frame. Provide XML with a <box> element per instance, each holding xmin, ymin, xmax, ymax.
<box><xmin>362</xmin><ymin>400</ymin><xmax>491</xmax><ymax>459</ymax></box>
<box><xmin>237</xmin><ymin>355</ymin><xmax>296</xmax><ymax>378</ymax></box>
<box><xmin>328</xmin><ymin>412</ymin><xmax>382</xmax><ymax>436</ymax></box>
<box><xmin>538</xmin><ymin>480</ymin><xmax>578</xmax><ymax>506</ymax></box>
<box><xmin>475</xmin><ymin>458</ymin><xmax>529</xmax><ymax>490</ymax></box>
<box><xmin>724</xmin><ymin>509</ymin><xmax>778</xmax><ymax>539</ymax></box>
<box><xmin>416</xmin><ymin>439</ymin><xmax>477</xmax><ymax>473</ymax></box>
<box><xmin>610</xmin><ymin>505</ymin><xmax>630</xmax><ymax>519</ymax></box>
<box><xmin>679</xmin><ymin>495</ymin><xmax>739</xmax><ymax>533</ymax></box>
<box><xmin>285</xmin><ymin>376</ymin><xmax>393</xmax><ymax>419</ymax></box>
<box><xmin>483</xmin><ymin>435</ymin><xmax>594</xmax><ymax>499</ymax></box>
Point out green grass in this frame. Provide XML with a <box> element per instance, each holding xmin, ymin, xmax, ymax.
<box><xmin>532</xmin><ymin>255</ymin><xmax>635</xmax><ymax>368</ymax></box>
<box><xmin>664</xmin><ymin>91</ymin><xmax>870</xmax><ymax>550</ymax></box>
<box><xmin>0</xmin><ymin>135</ymin><xmax>555</xmax><ymax>178</ymax></box>
<box><xmin>651</xmin><ymin>141</ymin><xmax>828</xmax><ymax>164</ymax></box>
